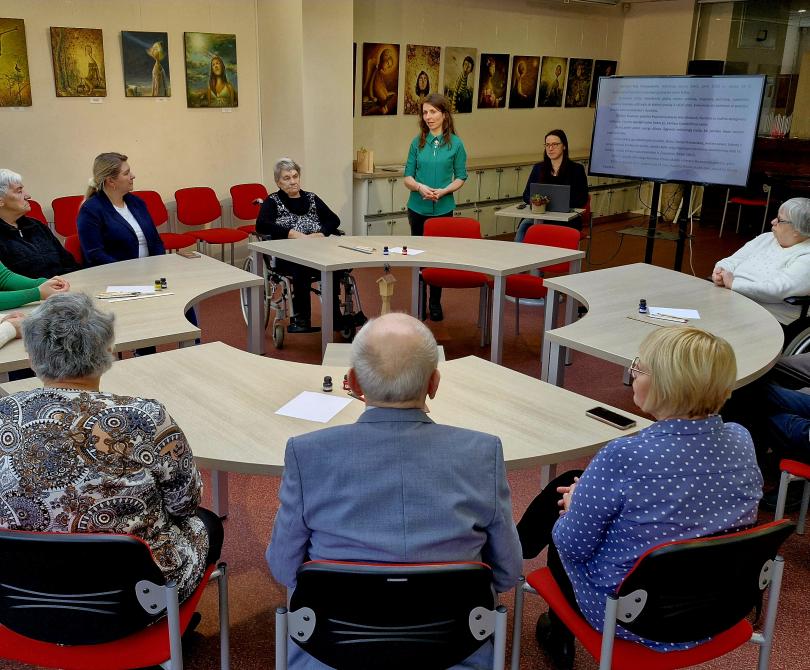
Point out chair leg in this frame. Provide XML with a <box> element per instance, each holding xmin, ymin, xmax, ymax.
<box><xmin>761</xmin><ymin>185</ymin><xmax>772</xmax><ymax>234</ymax></box>
<box><xmin>719</xmin><ymin>188</ymin><xmax>730</xmax><ymax>237</ymax></box>
<box><xmin>230</xmin><ymin>242</ymin><xmax>235</xmax><ymax>266</ymax></box>
<box><xmin>217</xmin><ymin>563</ymin><xmax>231</xmax><ymax>670</ymax></box>
<box><xmin>493</xmin><ymin>605</ymin><xmax>508</xmax><ymax>670</ymax></box>
<box><xmin>479</xmin><ymin>285</ymin><xmax>488</xmax><ymax>348</ymax></box>
<box><xmin>774</xmin><ymin>470</ymin><xmax>791</xmax><ymax>521</ymax></box>
<box><xmin>515</xmin><ymin>298</ymin><xmax>520</xmax><ymax>335</ymax></box>
<box><xmin>798</xmin><ymin>480</ymin><xmax>810</xmax><ymax>535</ymax></box>
<box><xmin>275</xmin><ymin>607</ymin><xmax>288</xmax><ymax>670</ymax></box>
<box><xmin>510</xmin><ymin>577</ymin><xmax>526</xmax><ymax>670</ymax></box>
<box><xmin>599</xmin><ymin>596</ymin><xmax>619</xmax><ymax>670</ymax></box>
<box><xmin>166</xmin><ymin>581</ymin><xmax>184</xmax><ymax>670</ymax></box>
<box><xmin>756</xmin><ymin>555</ymin><xmax>785</xmax><ymax>670</ymax></box>
<box><xmin>735</xmin><ymin>204</ymin><xmax>742</xmax><ymax>234</ymax></box>
<box><xmin>220</xmin><ymin>244</ymin><xmax>225</xmax><ymax>263</ymax></box>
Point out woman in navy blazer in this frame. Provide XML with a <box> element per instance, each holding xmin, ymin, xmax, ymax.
<box><xmin>77</xmin><ymin>152</ymin><xmax>165</xmax><ymax>266</ymax></box>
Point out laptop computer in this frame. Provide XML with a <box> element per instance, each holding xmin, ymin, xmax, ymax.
<box><xmin>530</xmin><ymin>183</ymin><xmax>571</xmax><ymax>213</ymax></box>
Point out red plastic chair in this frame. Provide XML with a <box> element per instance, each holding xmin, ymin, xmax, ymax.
<box><xmin>175</xmin><ymin>187</ymin><xmax>248</xmax><ymax>264</ymax></box>
<box><xmin>421</xmin><ymin>217</ymin><xmax>490</xmax><ymax>340</ymax></box>
<box><xmin>774</xmin><ymin>459</ymin><xmax>810</xmax><ymax>534</ymax></box>
<box><xmin>51</xmin><ymin>195</ymin><xmax>83</xmax><ymax>237</ymax></box>
<box><xmin>488</xmin><ymin>224</ymin><xmax>580</xmax><ymax>334</ymax></box>
<box><xmin>230</xmin><ymin>183</ymin><xmax>268</xmax><ymax>237</ymax></box>
<box><xmin>64</xmin><ymin>234</ymin><xmax>83</xmax><ymax>265</ymax></box>
<box><xmin>720</xmin><ymin>184</ymin><xmax>771</xmax><ymax>237</ymax></box>
<box><xmin>132</xmin><ymin>190</ymin><xmax>196</xmax><ymax>252</ymax></box>
<box><xmin>26</xmin><ymin>199</ymin><xmax>48</xmax><ymax>225</ymax></box>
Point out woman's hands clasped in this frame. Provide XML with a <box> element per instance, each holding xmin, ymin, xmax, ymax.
<box><xmin>38</xmin><ymin>276</ymin><xmax>71</xmax><ymax>300</ymax></box>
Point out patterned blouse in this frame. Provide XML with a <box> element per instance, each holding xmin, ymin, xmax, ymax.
<box><xmin>0</xmin><ymin>388</ymin><xmax>208</xmax><ymax>601</ymax></box>
<box><xmin>552</xmin><ymin>416</ymin><xmax>762</xmax><ymax>651</ymax></box>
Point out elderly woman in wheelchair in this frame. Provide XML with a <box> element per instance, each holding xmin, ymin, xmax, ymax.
<box><xmin>249</xmin><ymin>157</ymin><xmax>365</xmax><ymax>347</ymax></box>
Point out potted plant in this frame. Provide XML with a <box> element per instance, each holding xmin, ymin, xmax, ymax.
<box><xmin>530</xmin><ymin>193</ymin><xmax>550</xmax><ymax>214</ymax></box>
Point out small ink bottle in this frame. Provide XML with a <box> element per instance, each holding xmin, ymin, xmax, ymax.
<box><xmin>383</xmin><ymin>246</ymin><xmax>389</xmax><ymax>256</ymax></box>
<box><xmin>343</xmin><ymin>374</ymin><xmax>350</xmax><ymax>391</ymax></box>
<box><xmin>154</xmin><ymin>279</ymin><xmax>162</xmax><ymax>291</ymax></box>
<box><xmin>160</xmin><ymin>277</ymin><xmax>168</xmax><ymax>290</ymax></box>
<box><xmin>402</xmin><ymin>245</ymin><xmax>408</xmax><ymax>255</ymax></box>
<box><xmin>322</xmin><ymin>375</ymin><xmax>333</xmax><ymax>392</ymax></box>
<box><xmin>638</xmin><ymin>299</ymin><xmax>648</xmax><ymax>314</ymax></box>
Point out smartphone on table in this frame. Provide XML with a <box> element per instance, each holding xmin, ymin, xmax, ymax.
<box><xmin>585</xmin><ymin>406</ymin><xmax>636</xmax><ymax>430</ymax></box>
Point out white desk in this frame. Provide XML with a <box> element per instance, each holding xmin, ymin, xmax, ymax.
<box><xmin>495</xmin><ymin>203</ymin><xmax>583</xmax><ymax>224</ymax></box>
<box><xmin>540</xmin><ymin>263</ymin><xmax>784</xmax><ymax>388</ymax></box>
<box><xmin>247</xmin><ymin>235</ymin><xmax>584</xmax><ymax>365</ymax></box>
<box><xmin>0</xmin><ymin>342</ymin><xmax>649</xmax><ymax>516</ymax></box>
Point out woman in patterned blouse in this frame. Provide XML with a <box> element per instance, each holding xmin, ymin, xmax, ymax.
<box><xmin>516</xmin><ymin>327</ymin><xmax>762</xmax><ymax>669</ymax></box>
<box><xmin>0</xmin><ymin>293</ymin><xmax>223</xmax><ymax>602</ymax></box>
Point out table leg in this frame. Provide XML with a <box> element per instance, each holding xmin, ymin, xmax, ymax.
<box><xmin>490</xmin><ymin>276</ymin><xmax>505</xmax><ymax>364</ymax></box>
<box><xmin>540</xmin><ymin>463</ymin><xmax>557</xmax><ymax>489</ymax></box>
<box><xmin>411</xmin><ymin>267</ymin><xmax>420</xmax><ymax>318</ymax></box>
<box><xmin>541</xmin><ymin>287</ymin><xmax>565</xmax><ymax>385</ymax></box>
<box><xmin>179</xmin><ymin>340</ymin><xmax>196</xmax><ymax>348</ymax></box>
<box><xmin>247</xmin><ymin>248</ymin><xmax>266</xmax><ymax>356</ymax></box>
<box><xmin>210</xmin><ymin>470</ymin><xmax>229</xmax><ymax>518</ymax></box>
<box><xmin>321</xmin><ymin>270</ymin><xmax>334</xmax><ymax>358</ymax></box>
<box><xmin>563</xmin><ymin>259</ymin><xmax>581</xmax><ymax>366</ymax></box>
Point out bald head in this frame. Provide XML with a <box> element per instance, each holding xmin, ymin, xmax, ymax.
<box><xmin>350</xmin><ymin>313</ymin><xmax>439</xmax><ymax>405</ymax></box>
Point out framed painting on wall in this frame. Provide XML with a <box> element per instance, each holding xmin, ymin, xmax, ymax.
<box><xmin>565</xmin><ymin>58</ymin><xmax>593</xmax><ymax>108</ymax></box>
<box><xmin>50</xmin><ymin>26</ymin><xmax>106</xmax><ymax>97</ymax></box>
<box><xmin>537</xmin><ymin>56</ymin><xmax>567</xmax><ymax>108</ymax></box>
<box><xmin>442</xmin><ymin>47</ymin><xmax>476</xmax><ymax>114</ymax></box>
<box><xmin>477</xmin><ymin>53</ymin><xmax>508</xmax><ymax>109</ymax></box>
<box><xmin>122</xmin><ymin>31</ymin><xmax>170</xmax><ymax>97</ymax></box>
<box><xmin>0</xmin><ymin>18</ymin><xmax>32</xmax><ymax>106</ymax></box>
<box><xmin>590</xmin><ymin>59</ymin><xmax>617</xmax><ymax>107</ymax></box>
<box><xmin>508</xmin><ymin>55</ymin><xmax>539</xmax><ymax>109</ymax></box>
<box><xmin>361</xmin><ymin>42</ymin><xmax>399</xmax><ymax>116</ymax></box>
<box><xmin>184</xmin><ymin>32</ymin><xmax>238</xmax><ymax>108</ymax></box>
<box><xmin>403</xmin><ymin>44</ymin><xmax>440</xmax><ymax>115</ymax></box>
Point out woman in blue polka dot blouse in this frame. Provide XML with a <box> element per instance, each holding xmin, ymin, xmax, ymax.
<box><xmin>517</xmin><ymin>327</ymin><xmax>762</xmax><ymax>668</ymax></box>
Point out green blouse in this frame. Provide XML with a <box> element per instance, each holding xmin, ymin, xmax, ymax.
<box><xmin>404</xmin><ymin>132</ymin><xmax>468</xmax><ymax>216</ymax></box>
<box><xmin>0</xmin><ymin>262</ymin><xmax>45</xmax><ymax>310</ymax></box>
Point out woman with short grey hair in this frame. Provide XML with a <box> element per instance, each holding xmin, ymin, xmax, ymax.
<box><xmin>0</xmin><ymin>292</ymin><xmax>223</xmax><ymax>603</ymax></box>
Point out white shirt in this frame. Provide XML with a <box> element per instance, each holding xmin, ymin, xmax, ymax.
<box><xmin>113</xmin><ymin>203</ymin><xmax>149</xmax><ymax>258</ymax></box>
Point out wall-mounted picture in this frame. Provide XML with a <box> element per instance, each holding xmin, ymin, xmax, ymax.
<box><xmin>442</xmin><ymin>46</ymin><xmax>476</xmax><ymax>114</ymax></box>
<box><xmin>508</xmin><ymin>55</ymin><xmax>539</xmax><ymax>109</ymax></box>
<box><xmin>50</xmin><ymin>26</ymin><xmax>106</xmax><ymax>97</ymax></box>
<box><xmin>590</xmin><ymin>59</ymin><xmax>617</xmax><ymax>107</ymax></box>
<box><xmin>403</xmin><ymin>44</ymin><xmax>440</xmax><ymax>115</ymax></box>
<box><xmin>0</xmin><ymin>18</ymin><xmax>31</xmax><ymax>106</ymax></box>
<box><xmin>565</xmin><ymin>58</ymin><xmax>593</xmax><ymax>108</ymax></box>
<box><xmin>184</xmin><ymin>32</ymin><xmax>238</xmax><ymax>108</ymax></box>
<box><xmin>537</xmin><ymin>56</ymin><xmax>567</xmax><ymax>107</ymax></box>
<box><xmin>477</xmin><ymin>53</ymin><xmax>508</xmax><ymax>109</ymax></box>
<box><xmin>361</xmin><ymin>42</ymin><xmax>399</xmax><ymax>116</ymax></box>
<box><xmin>122</xmin><ymin>31</ymin><xmax>170</xmax><ymax>97</ymax></box>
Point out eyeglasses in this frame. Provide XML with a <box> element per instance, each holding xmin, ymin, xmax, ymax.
<box><xmin>544</xmin><ymin>142</ymin><xmax>562</xmax><ymax>149</ymax></box>
<box><xmin>773</xmin><ymin>218</ymin><xmax>792</xmax><ymax>226</ymax></box>
<box><xmin>628</xmin><ymin>356</ymin><xmax>649</xmax><ymax>379</ymax></box>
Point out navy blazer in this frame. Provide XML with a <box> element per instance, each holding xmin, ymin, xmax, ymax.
<box><xmin>77</xmin><ymin>191</ymin><xmax>165</xmax><ymax>266</ymax></box>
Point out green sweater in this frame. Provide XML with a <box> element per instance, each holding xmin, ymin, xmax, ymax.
<box><xmin>0</xmin><ymin>263</ymin><xmax>45</xmax><ymax>310</ymax></box>
<box><xmin>404</xmin><ymin>132</ymin><xmax>468</xmax><ymax>216</ymax></box>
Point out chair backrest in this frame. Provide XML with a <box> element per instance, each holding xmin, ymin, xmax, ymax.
<box><xmin>0</xmin><ymin>529</ymin><xmax>168</xmax><ymax>645</ymax></box>
<box><xmin>174</xmin><ymin>186</ymin><xmax>222</xmax><ymax>227</ymax></box>
<box><xmin>230</xmin><ymin>183</ymin><xmax>268</xmax><ymax>221</ymax></box>
<box><xmin>523</xmin><ymin>223</ymin><xmax>582</xmax><ymax>274</ymax></box>
<box><xmin>613</xmin><ymin>519</ymin><xmax>795</xmax><ymax>643</ymax></box>
<box><xmin>64</xmin><ymin>233</ymin><xmax>83</xmax><ymax>265</ymax></box>
<box><xmin>132</xmin><ymin>189</ymin><xmax>169</xmax><ymax>227</ymax></box>
<box><xmin>288</xmin><ymin>560</ymin><xmax>497</xmax><ymax>670</ymax></box>
<box><xmin>26</xmin><ymin>199</ymin><xmax>48</xmax><ymax>225</ymax></box>
<box><xmin>424</xmin><ymin>216</ymin><xmax>482</xmax><ymax>239</ymax></box>
<box><xmin>51</xmin><ymin>195</ymin><xmax>84</xmax><ymax>237</ymax></box>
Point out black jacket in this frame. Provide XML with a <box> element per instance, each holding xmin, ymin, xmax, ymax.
<box><xmin>0</xmin><ymin>216</ymin><xmax>80</xmax><ymax>279</ymax></box>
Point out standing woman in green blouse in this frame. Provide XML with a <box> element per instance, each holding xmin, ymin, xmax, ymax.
<box><xmin>403</xmin><ymin>93</ymin><xmax>467</xmax><ymax>322</ymax></box>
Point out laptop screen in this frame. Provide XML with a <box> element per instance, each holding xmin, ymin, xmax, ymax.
<box><xmin>529</xmin><ymin>184</ymin><xmax>571</xmax><ymax>212</ymax></box>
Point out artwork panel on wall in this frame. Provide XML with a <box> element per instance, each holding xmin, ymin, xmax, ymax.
<box><xmin>564</xmin><ymin>58</ymin><xmax>593</xmax><ymax>108</ymax></box>
<box><xmin>50</xmin><ymin>26</ymin><xmax>106</xmax><ymax>97</ymax></box>
<box><xmin>0</xmin><ymin>18</ymin><xmax>31</xmax><ymax>107</ymax></box>
<box><xmin>361</xmin><ymin>42</ymin><xmax>399</xmax><ymax>116</ymax></box>
<box><xmin>508</xmin><ymin>55</ymin><xmax>539</xmax><ymax>109</ymax></box>
<box><xmin>477</xmin><ymin>53</ymin><xmax>508</xmax><ymax>109</ymax></box>
<box><xmin>403</xmin><ymin>44</ymin><xmax>440</xmax><ymax>115</ymax></box>
<box><xmin>122</xmin><ymin>31</ymin><xmax>170</xmax><ymax>97</ymax></box>
<box><xmin>589</xmin><ymin>59</ymin><xmax>617</xmax><ymax>107</ymax></box>
<box><xmin>537</xmin><ymin>56</ymin><xmax>567</xmax><ymax>108</ymax></box>
<box><xmin>442</xmin><ymin>46</ymin><xmax>476</xmax><ymax>114</ymax></box>
<box><xmin>184</xmin><ymin>32</ymin><xmax>238</xmax><ymax>108</ymax></box>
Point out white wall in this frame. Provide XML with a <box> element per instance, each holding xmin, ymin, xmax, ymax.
<box><xmin>618</xmin><ymin>0</ymin><xmax>696</xmax><ymax>76</ymax></box>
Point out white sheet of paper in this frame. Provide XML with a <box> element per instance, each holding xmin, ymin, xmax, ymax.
<box><xmin>275</xmin><ymin>391</ymin><xmax>353</xmax><ymax>423</ymax></box>
<box><xmin>649</xmin><ymin>307</ymin><xmax>701</xmax><ymax>320</ymax></box>
<box><xmin>387</xmin><ymin>247</ymin><xmax>425</xmax><ymax>256</ymax></box>
<box><xmin>107</xmin><ymin>285</ymin><xmax>156</xmax><ymax>294</ymax></box>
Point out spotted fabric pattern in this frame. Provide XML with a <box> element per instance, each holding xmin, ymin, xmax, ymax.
<box><xmin>0</xmin><ymin>388</ymin><xmax>207</xmax><ymax>601</ymax></box>
<box><xmin>269</xmin><ymin>191</ymin><xmax>321</xmax><ymax>235</ymax></box>
<box><xmin>552</xmin><ymin>416</ymin><xmax>762</xmax><ymax>651</ymax></box>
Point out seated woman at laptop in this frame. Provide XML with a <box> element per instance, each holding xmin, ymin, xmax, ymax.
<box><xmin>516</xmin><ymin>129</ymin><xmax>588</xmax><ymax>242</ymax></box>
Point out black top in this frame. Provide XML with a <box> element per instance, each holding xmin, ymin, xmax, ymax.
<box><xmin>0</xmin><ymin>215</ymin><xmax>81</xmax><ymax>278</ymax></box>
<box><xmin>521</xmin><ymin>160</ymin><xmax>589</xmax><ymax>208</ymax></box>
<box><xmin>256</xmin><ymin>190</ymin><xmax>340</xmax><ymax>241</ymax></box>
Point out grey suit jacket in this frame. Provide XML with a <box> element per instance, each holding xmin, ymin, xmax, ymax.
<box><xmin>266</xmin><ymin>407</ymin><xmax>523</xmax><ymax>669</ymax></box>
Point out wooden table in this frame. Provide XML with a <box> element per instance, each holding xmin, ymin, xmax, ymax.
<box><xmin>247</xmin><ymin>235</ymin><xmax>584</xmax><ymax>364</ymax></box>
<box><xmin>495</xmin><ymin>203</ymin><xmax>583</xmax><ymax>224</ymax></box>
<box><xmin>0</xmin><ymin>254</ymin><xmax>264</xmax><ymax>374</ymax></box>
<box><xmin>0</xmin><ymin>342</ymin><xmax>648</xmax><ymax>516</ymax></box>
<box><xmin>540</xmin><ymin>263</ymin><xmax>784</xmax><ymax>387</ymax></box>
<box><xmin>322</xmin><ymin>342</ymin><xmax>446</xmax><ymax>366</ymax></box>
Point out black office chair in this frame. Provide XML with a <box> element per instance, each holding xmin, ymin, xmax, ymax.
<box><xmin>0</xmin><ymin>530</ymin><xmax>229</xmax><ymax>670</ymax></box>
<box><xmin>511</xmin><ymin>520</ymin><xmax>794</xmax><ymax>670</ymax></box>
<box><xmin>276</xmin><ymin>560</ymin><xmax>508</xmax><ymax>670</ymax></box>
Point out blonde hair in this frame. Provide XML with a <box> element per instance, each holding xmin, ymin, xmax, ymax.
<box><xmin>637</xmin><ymin>326</ymin><xmax>736</xmax><ymax>418</ymax></box>
<box><xmin>85</xmin><ymin>152</ymin><xmax>127</xmax><ymax>199</ymax></box>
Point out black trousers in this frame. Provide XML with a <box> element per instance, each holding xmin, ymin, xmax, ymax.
<box><xmin>275</xmin><ymin>258</ymin><xmax>343</xmax><ymax>324</ymax></box>
<box><xmin>407</xmin><ymin>208</ymin><xmax>452</xmax><ymax>306</ymax></box>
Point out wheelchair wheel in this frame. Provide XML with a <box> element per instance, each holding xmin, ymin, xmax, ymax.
<box><xmin>240</xmin><ymin>256</ymin><xmax>270</xmax><ymax>329</ymax></box>
<box><xmin>783</xmin><ymin>322</ymin><xmax>810</xmax><ymax>356</ymax></box>
<box><xmin>272</xmin><ymin>322</ymin><xmax>285</xmax><ymax>349</ymax></box>
<box><xmin>340</xmin><ymin>325</ymin><xmax>356</xmax><ymax>343</ymax></box>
